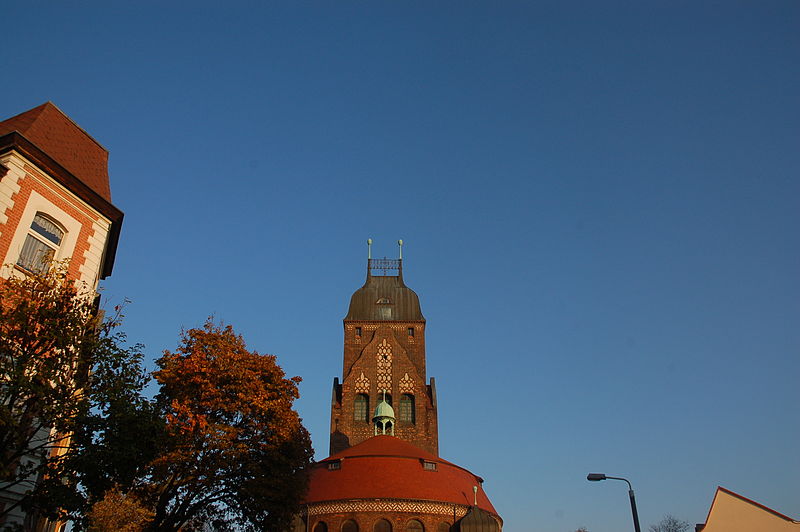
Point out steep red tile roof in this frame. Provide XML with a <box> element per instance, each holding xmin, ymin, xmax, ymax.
<box><xmin>305</xmin><ymin>435</ymin><xmax>499</xmax><ymax>515</ymax></box>
<box><xmin>0</xmin><ymin>102</ymin><xmax>111</xmax><ymax>201</ymax></box>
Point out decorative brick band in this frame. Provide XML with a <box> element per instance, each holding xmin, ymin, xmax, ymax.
<box><xmin>306</xmin><ymin>498</ymin><xmax>471</xmax><ymax>518</ymax></box>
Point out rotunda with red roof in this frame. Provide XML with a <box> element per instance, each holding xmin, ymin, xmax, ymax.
<box><xmin>294</xmin><ymin>244</ymin><xmax>501</xmax><ymax>532</ymax></box>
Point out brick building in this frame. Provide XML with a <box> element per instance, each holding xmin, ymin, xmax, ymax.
<box><xmin>0</xmin><ymin>102</ymin><xmax>122</xmax><ymax>286</ymax></box>
<box><xmin>0</xmin><ymin>102</ymin><xmax>123</xmax><ymax>530</ymax></box>
<box><xmin>298</xmin><ymin>248</ymin><xmax>502</xmax><ymax>532</ymax></box>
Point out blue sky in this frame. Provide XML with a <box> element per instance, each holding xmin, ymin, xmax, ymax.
<box><xmin>3</xmin><ymin>3</ymin><xmax>799</xmax><ymax>531</ymax></box>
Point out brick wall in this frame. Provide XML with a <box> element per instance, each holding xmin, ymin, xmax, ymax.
<box><xmin>331</xmin><ymin>322</ymin><xmax>439</xmax><ymax>456</ymax></box>
<box><xmin>0</xmin><ymin>152</ymin><xmax>109</xmax><ymax>288</ymax></box>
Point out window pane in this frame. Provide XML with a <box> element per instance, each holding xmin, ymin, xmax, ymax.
<box><xmin>342</xmin><ymin>519</ymin><xmax>359</xmax><ymax>532</ymax></box>
<box><xmin>354</xmin><ymin>394</ymin><xmax>368</xmax><ymax>422</ymax></box>
<box><xmin>399</xmin><ymin>394</ymin><xmax>415</xmax><ymax>423</ymax></box>
<box><xmin>406</xmin><ymin>519</ymin><xmax>424</xmax><ymax>532</ymax></box>
<box><xmin>374</xmin><ymin>519</ymin><xmax>392</xmax><ymax>532</ymax></box>
<box><xmin>31</xmin><ymin>214</ymin><xmax>63</xmax><ymax>245</ymax></box>
<box><xmin>17</xmin><ymin>235</ymin><xmax>55</xmax><ymax>273</ymax></box>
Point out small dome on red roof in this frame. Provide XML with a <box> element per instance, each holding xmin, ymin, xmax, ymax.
<box><xmin>304</xmin><ymin>435</ymin><xmax>499</xmax><ymax>517</ymax></box>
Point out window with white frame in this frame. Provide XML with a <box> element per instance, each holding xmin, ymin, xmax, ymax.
<box><xmin>16</xmin><ymin>213</ymin><xmax>65</xmax><ymax>274</ymax></box>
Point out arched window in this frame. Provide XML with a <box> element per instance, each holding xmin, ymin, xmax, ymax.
<box><xmin>406</xmin><ymin>519</ymin><xmax>424</xmax><ymax>532</ymax></box>
<box><xmin>313</xmin><ymin>522</ymin><xmax>328</xmax><ymax>532</ymax></box>
<box><xmin>374</xmin><ymin>519</ymin><xmax>392</xmax><ymax>532</ymax></box>
<box><xmin>291</xmin><ymin>515</ymin><xmax>306</xmax><ymax>532</ymax></box>
<box><xmin>342</xmin><ymin>519</ymin><xmax>359</xmax><ymax>532</ymax></box>
<box><xmin>399</xmin><ymin>394</ymin><xmax>415</xmax><ymax>424</ymax></box>
<box><xmin>354</xmin><ymin>394</ymin><xmax>369</xmax><ymax>422</ymax></box>
<box><xmin>16</xmin><ymin>213</ymin><xmax>64</xmax><ymax>273</ymax></box>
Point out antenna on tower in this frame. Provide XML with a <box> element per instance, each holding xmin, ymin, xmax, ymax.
<box><xmin>398</xmin><ymin>239</ymin><xmax>403</xmax><ymax>260</ymax></box>
<box><xmin>367</xmin><ymin>238</ymin><xmax>373</xmax><ymax>260</ymax></box>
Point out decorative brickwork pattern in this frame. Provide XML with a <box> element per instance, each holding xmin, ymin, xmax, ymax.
<box><xmin>354</xmin><ymin>372</ymin><xmax>370</xmax><ymax>394</ymax></box>
<box><xmin>376</xmin><ymin>339</ymin><xmax>392</xmax><ymax>391</ymax></box>
<box><xmin>307</xmin><ymin>499</ymin><xmax>470</xmax><ymax>518</ymax></box>
<box><xmin>399</xmin><ymin>372</ymin><xmax>415</xmax><ymax>394</ymax></box>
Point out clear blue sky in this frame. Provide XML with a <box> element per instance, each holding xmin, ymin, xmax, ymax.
<box><xmin>3</xmin><ymin>3</ymin><xmax>798</xmax><ymax>531</ymax></box>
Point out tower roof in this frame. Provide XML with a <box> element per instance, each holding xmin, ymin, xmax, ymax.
<box><xmin>305</xmin><ymin>435</ymin><xmax>499</xmax><ymax>516</ymax></box>
<box><xmin>373</xmin><ymin>397</ymin><xmax>395</xmax><ymax>419</ymax></box>
<box><xmin>0</xmin><ymin>102</ymin><xmax>111</xmax><ymax>201</ymax></box>
<box><xmin>345</xmin><ymin>259</ymin><xmax>424</xmax><ymax>321</ymax></box>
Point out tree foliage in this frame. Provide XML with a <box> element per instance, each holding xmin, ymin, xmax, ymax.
<box><xmin>143</xmin><ymin>319</ymin><xmax>313</xmax><ymax>531</ymax></box>
<box><xmin>86</xmin><ymin>487</ymin><xmax>153</xmax><ymax>532</ymax></box>
<box><xmin>649</xmin><ymin>514</ymin><xmax>691</xmax><ymax>532</ymax></box>
<box><xmin>1</xmin><ymin>266</ymin><xmax>312</xmax><ymax>530</ymax></box>
<box><xmin>0</xmin><ymin>265</ymin><xmax>150</xmax><ymax>524</ymax></box>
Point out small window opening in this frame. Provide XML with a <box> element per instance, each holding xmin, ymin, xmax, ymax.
<box><xmin>374</xmin><ymin>519</ymin><xmax>392</xmax><ymax>532</ymax></box>
<box><xmin>408</xmin><ymin>327</ymin><xmax>414</xmax><ymax>337</ymax></box>
<box><xmin>327</xmin><ymin>460</ymin><xmax>341</xmax><ymax>470</ymax></box>
<box><xmin>406</xmin><ymin>519</ymin><xmax>424</xmax><ymax>532</ymax></box>
<box><xmin>342</xmin><ymin>520</ymin><xmax>359</xmax><ymax>532</ymax></box>
<box><xmin>423</xmin><ymin>460</ymin><xmax>437</xmax><ymax>471</ymax></box>
<box><xmin>355</xmin><ymin>327</ymin><xmax>362</xmax><ymax>337</ymax></box>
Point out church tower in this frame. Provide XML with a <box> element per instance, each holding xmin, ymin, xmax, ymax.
<box><xmin>330</xmin><ymin>240</ymin><xmax>439</xmax><ymax>455</ymax></box>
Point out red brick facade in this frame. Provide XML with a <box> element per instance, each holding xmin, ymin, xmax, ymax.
<box><xmin>330</xmin><ymin>263</ymin><xmax>438</xmax><ymax>456</ymax></box>
<box><xmin>0</xmin><ymin>162</ymin><xmax>103</xmax><ymax>282</ymax></box>
<box><xmin>307</xmin><ymin>511</ymin><xmax>454</xmax><ymax>532</ymax></box>
<box><xmin>304</xmin><ymin>260</ymin><xmax>502</xmax><ymax>532</ymax></box>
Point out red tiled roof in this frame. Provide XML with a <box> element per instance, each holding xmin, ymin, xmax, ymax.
<box><xmin>304</xmin><ymin>435</ymin><xmax>498</xmax><ymax>515</ymax></box>
<box><xmin>0</xmin><ymin>102</ymin><xmax>111</xmax><ymax>201</ymax></box>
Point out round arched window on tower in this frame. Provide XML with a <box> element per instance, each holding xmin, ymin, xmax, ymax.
<box><xmin>313</xmin><ymin>522</ymin><xmax>328</xmax><ymax>532</ymax></box>
<box><xmin>406</xmin><ymin>519</ymin><xmax>424</xmax><ymax>531</ymax></box>
<box><xmin>374</xmin><ymin>518</ymin><xmax>392</xmax><ymax>532</ymax></box>
<box><xmin>342</xmin><ymin>519</ymin><xmax>359</xmax><ymax>532</ymax></box>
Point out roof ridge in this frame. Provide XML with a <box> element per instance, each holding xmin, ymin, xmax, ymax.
<box><xmin>715</xmin><ymin>486</ymin><xmax>798</xmax><ymax>522</ymax></box>
<box><xmin>40</xmin><ymin>102</ymin><xmax>109</xmax><ymax>153</ymax></box>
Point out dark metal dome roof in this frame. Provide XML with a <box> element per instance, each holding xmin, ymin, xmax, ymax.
<box><xmin>459</xmin><ymin>506</ymin><xmax>501</xmax><ymax>532</ymax></box>
<box><xmin>344</xmin><ymin>260</ymin><xmax>424</xmax><ymax>321</ymax></box>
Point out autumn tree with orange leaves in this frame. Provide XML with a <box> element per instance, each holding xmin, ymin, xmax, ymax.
<box><xmin>0</xmin><ymin>264</ymin><xmax>151</xmax><ymax>526</ymax></box>
<box><xmin>141</xmin><ymin>319</ymin><xmax>313</xmax><ymax>531</ymax></box>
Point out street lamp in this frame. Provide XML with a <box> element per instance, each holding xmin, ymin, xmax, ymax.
<box><xmin>587</xmin><ymin>473</ymin><xmax>642</xmax><ymax>532</ymax></box>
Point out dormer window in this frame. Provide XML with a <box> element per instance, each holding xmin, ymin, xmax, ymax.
<box><xmin>327</xmin><ymin>459</ymin><xmax>341</xmax><ymax>470</ymax></box>
<box><xmin>16</xmin><ymin>213</ymin><xmax>65</xmax><ymax>274</ymax></box>
<box><xmin>376</xmin><ymin>297</ymin><xmax>391</xmax><ymax>304</ymax></box>
<box><xmin>422</xmin><ymin>460</ymin><xmax>437</xmax><ymax>471</ymax></box>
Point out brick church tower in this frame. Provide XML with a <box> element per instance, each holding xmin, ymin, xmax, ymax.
<box><xmin>330</xmin><ymin>240</ymin><xmax>438</xmax><ymax>455</ymax></box>
<box><xmin>299</xmin><ymin>243</ymin><xmax>502</xmax><ymax>532</ymax></box>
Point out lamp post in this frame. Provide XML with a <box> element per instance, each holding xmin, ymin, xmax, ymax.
<box><xmin>587</xmin><ymin>473</ymin><xmax>642</xmax><ymax>532</ymax></box>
